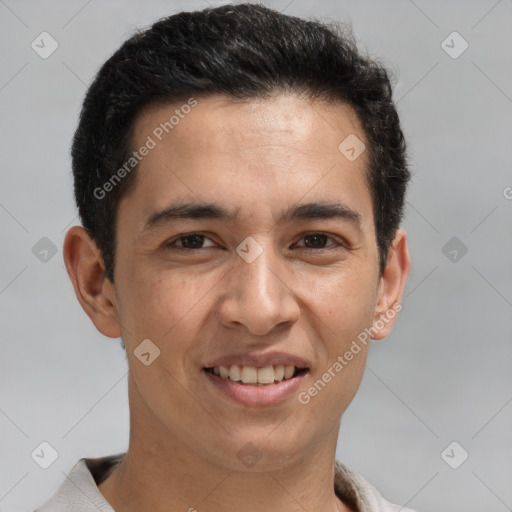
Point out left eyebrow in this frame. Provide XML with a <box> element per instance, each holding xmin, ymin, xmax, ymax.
<box><xmin>141</xmin><ymin>200</ymin><xmax>363</xmax><ymax>234</ymax></box>
<box><xmin>279</xmin><ymin>201</ymin><xmax>362</xmax><ymax>227</ymax></box>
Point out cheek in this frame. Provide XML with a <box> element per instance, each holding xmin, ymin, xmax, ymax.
<box><xmin>120</xmin><ymin>273</ymin><xmax>214</xmax><ymax>421</ymax></box>
<box><xmin>302</xmin><ymin>265</ymin><xmax>377</xmax><ymax>338</ymax></box>
<box><xmin>116</xmin><ymin>264</ymin><xmax>212</xmax><ymax>350</ymax></box>
<box><xmin>301</xmin><ymin>347</ymin><xmax>369</xmax><ymax>428</ymax></box>
<box><xmin>299</xmin><ymin>268</ymin><xmax>375</xmax><ymax>402</ymax></box>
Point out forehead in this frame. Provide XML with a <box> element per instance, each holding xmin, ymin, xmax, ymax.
<box><xmin>120</xmin><ymin>93</ymin><xmax>373</xmax><ymax>235</ymax></box>
<box><xmin>134</xmin><ymin>93</ymin><xmax>365</xmax><ymax>158</ymax></box>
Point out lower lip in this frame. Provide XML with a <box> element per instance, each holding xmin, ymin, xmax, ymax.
<box><xmin>203</xmin><ymin>369</ymin><xmax>307</xmax><ymax>406</ymax></box>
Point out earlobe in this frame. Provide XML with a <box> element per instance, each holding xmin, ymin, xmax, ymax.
<box><xmin>63</xmin><ymin>226</ymin><xmax>123</xmax><ymax>339</ymax></box>
<box><xmin>371</xmin><ymin>228</ymin><xmax>411</xmax><ymax>340</ymax></box>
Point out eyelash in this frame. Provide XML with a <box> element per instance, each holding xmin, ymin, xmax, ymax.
<box><xmin>165</xmin><ymin>232</ymin><xmax>346</xmax><ymax>252</ymax></box>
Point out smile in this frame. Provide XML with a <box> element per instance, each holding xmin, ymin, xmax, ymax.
<box><xmin>204</xmin><ymin>364</ymin><xmax>307</xmax><ymax>385</ymax></box>
<box><xmin>203</xmin><ymin>365</ymin><xmax>309</xmax><ymax>406</ymax></box>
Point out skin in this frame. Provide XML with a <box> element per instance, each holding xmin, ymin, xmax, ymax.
<box><xmin>63</xmin><ymin>93</ymin><xmax>410</xmax><ymax>512</ymax></box>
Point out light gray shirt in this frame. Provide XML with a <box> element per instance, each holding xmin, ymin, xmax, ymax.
<box><xmin>34</xmin><ymin>452</ymin><xmax>418</xmax><ymax>512</ymax></box>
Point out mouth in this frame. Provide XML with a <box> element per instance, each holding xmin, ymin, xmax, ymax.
<box><xmin>203</xmin><ymin>364</ymin><xmax>309</xmax><ymax>406</ymax></box>
<box><xmin>203</xmin><ymin>364</ymin><xmax>309</xmax><ymax>386</ymax></box>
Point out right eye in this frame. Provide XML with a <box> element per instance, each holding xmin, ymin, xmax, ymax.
<box><xmin>165</xmin><ymin>233</ymin><xmax>217</xmax><ymax>250</ymax></box>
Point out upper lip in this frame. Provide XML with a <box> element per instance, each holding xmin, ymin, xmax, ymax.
<box><xmin>204</xmin><ymin>351</ymin><xmax>310</xmax><ymax>369</ymax></box>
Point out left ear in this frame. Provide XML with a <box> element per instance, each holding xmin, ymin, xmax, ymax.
<box><xmin>371</xmin><ymin>228</ymin><xmax>411</xmax><ymax>340</ymax></box>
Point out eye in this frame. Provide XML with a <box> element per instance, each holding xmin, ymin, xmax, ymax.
<box><xmin>165</xmin><ymin>232</ymin><xmax>346</xmax><ymax>252</ymax></box>
<box><xmin>294</xmin><ymin>233</ymin><xmax>343</xmax><ymax>250</ymax></box>
<box><xmin>165</xmin><ymin>233</ymin><xmax>216</xmax><ymax>250</ymax></box>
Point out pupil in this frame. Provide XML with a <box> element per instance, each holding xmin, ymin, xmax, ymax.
<box><xmin>305</xmin><ymin>234</ymin><xmax>326</xmax><ymax>248</ymax></box>
<box><xmin>183</xmin><ymin>235</ymin><xmax>203</xmax><ymax>248</ymax></box>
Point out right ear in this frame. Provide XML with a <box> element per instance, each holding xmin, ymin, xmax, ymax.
<box><xmin>63</xmin><ymin>226</ymin><xmax>122</xmax><ymax>338</ymax></box>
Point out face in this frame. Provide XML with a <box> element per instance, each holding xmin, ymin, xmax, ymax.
<box><xmin>67</xmin><ymin>93</ymin><xmax>409</xmax><ymax>471</ymax></box>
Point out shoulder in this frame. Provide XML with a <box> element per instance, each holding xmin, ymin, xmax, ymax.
<box><xmin>334</xmin><ymin>460</ymin><xmax>421</xmax><ymax>512</ymax></box>
<box><xmin>34</xmin><ymin>453</ymin><xmax>125</xmax><ymax>512</ymax></box>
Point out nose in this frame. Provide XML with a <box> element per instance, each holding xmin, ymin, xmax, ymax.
<box><xmin>216</xmin><ymin>242</ymin><xmax>301</xmax><ymax>336</ymax></box>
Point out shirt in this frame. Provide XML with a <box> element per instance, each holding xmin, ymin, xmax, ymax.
<box><xmin>34</xmin><ymin>452</ymin><xmax>419</xmax><ymax>512</ymax></box>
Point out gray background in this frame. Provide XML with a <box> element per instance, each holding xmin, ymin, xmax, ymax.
<box><xmin>1</xmin><ymin>1</ymin><xmax>511</xmax><ymax>511</ymax></box>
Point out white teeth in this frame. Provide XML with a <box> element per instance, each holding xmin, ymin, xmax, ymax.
<box><xmin>257</xmin><ymin>366</ymin><xmax>275</xmax><ymax>384</ymax></box>
<box><xmin>241</xmin><ymin>366</ymin><xmax>258</xmax><ymax>383</ymax></box>
<box><xmin>210</xmin><ymin>364</ymin><xmax>302</xmax><ymax>384</ymax></box>
<box><xmin>229</xmin><ymin>364</ymin><xmax>242</xmax><ymax>381</ymax></box>
<box><xmin>284</xmin><ymin>365</ymin><xmax>295</xmax><ymax>379</ymax></box>
<box><xmin>274</xmin><ymin>364</ymin><xmax>285</xmax><ymax>380</ymax></box>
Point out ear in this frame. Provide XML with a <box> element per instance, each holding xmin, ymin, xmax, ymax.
<box><xmin>371</xmin><ymin>228</ymin><xmax>411</xmax><ymax>340</ymax></box>
<box><xmin>63</xmin><ymin>226</ymin><xmax>122</xmax><ymax>338</ymax></box>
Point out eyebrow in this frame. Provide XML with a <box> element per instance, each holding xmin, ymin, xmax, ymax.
<box><xmin>142</xmin><ymin>200</ymin><xmax>363</xmax><ymax>233</ymax></box>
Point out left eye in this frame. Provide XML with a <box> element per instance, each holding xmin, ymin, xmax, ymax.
<box><xmin>166</xmin><ymin>233</ymin><xmax>340</xmax><ymax>251</ymax></box>
<box><xmin>294</xmin><ymin>233</ymin><xmax>339</xmax><ymax>250</ymax></box>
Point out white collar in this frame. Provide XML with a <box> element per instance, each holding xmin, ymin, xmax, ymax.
<box><xmin>35</xmin><ymin>453</ymin><xmax>417</xmax><ymax>512</ymax></box>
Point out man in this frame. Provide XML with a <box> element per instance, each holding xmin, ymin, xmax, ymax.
<box><xmin>37</xmin><ymin>3</ymin><xmax>414</xmax><ymax>511</ymax></box>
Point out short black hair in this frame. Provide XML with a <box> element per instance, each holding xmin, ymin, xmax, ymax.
<box><xmin>71</xmin><ymin>2</ymin><xmax>410</xmax><ymax>284</ymax></box>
